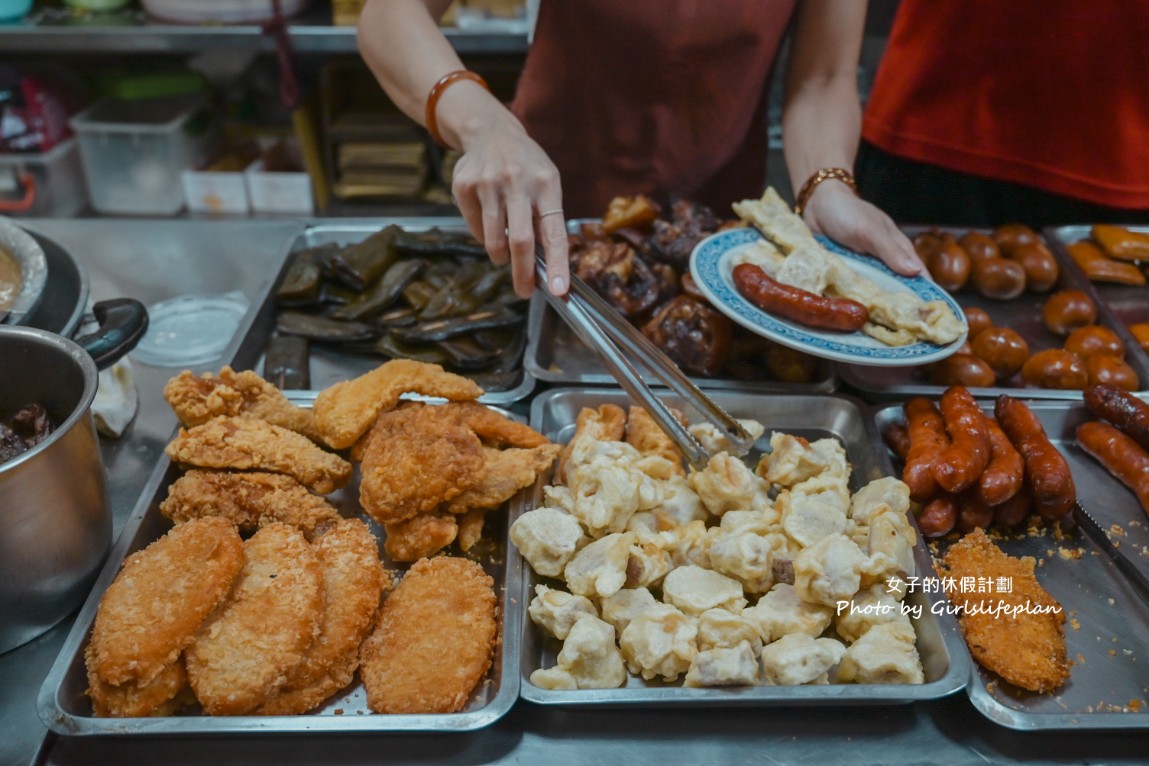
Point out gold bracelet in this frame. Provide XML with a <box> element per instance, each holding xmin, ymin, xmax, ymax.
<box><xmin>425</xmin><ymin>70</ymin><xmax>490</xmax><ymax>149</ymax></box>
<box><xmin>793</xmin><ymin>167</ymin><xmax>858</xmax><ymax>217</ymax></box>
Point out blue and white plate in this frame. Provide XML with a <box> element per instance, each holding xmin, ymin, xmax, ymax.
<box><xmin>689</xmin><ymin>227</ymin><xmax>967</xmax><ymax>367</ymax></box>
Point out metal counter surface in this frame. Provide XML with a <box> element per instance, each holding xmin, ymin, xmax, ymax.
<box><xmin>1</xmin><ymin>220</ymin><xmax>1146</xmax><ymax>766</ymax></box>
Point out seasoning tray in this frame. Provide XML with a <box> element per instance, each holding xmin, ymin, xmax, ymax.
<box><xmin>514</xmin><ymin>388</ymin><xmax>970</xmax><ymax>706</ymax></box>
<box><xmin>37</xmin><ymin>392</ymin><xmax>522</xmax><ymax>735</ymax></box>
<box><xmin>232</xmin><ymin>219</ymin><xmax>534</xmax><ymax>405</ymax></box>
<box><xmin>840</xmin><ymin>227</ymin><xmax>1149</xmax><ymax>400</ymax></box>
<box><xmin>873</xmin><ymin>400</ymin><xmax>1149</xmax><ymax>730</ymax></box>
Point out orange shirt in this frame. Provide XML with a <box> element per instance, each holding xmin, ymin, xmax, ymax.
<box><xmin>511</xmin><ymin>0</ymin><xmax>796</xmax><ymax>217</ymax></box>
<box><xmin>862</xmin><ymin>0</ymin><xmax>1149</xmax><ymax>210</ymax></box>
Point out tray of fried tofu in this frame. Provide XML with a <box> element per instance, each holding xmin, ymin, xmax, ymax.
<box><xmin>874</xmin><ymin>399</ymin><xmax>1149</xmax><ymax>730</ymax></box>
<box><xmin>509</xmin><ymin>389</ymin><xmax>970</xmax><ymax>705</ymax></box>
<box><xmin>36</xmin><ymin>365</ymin><xmax>545</xmax><ymax>735</ymax></box>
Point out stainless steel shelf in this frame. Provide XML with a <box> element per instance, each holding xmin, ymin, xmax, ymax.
<box><xmin>0</xmin><ymin>6</ymin><xmax>529</xmax><ymax>55</ymax></box>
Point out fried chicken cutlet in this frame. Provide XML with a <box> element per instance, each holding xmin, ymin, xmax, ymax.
<box><xmin>359</xmin><ymin>556</ymin><xmax>497</xmax><ymax>714</ymax></box>
<box><xmin>87</xmin><ymin>517</ymin><xmax>244</xmax><ymax>689</ymax></box>
<box><xmin>160</xmin><ymin>469</ymin><xmax>342</xmax><ymax>540</ymax></box>
<box><xmin>256</xmin><ymin>519</ymin><xmax>390</xmax><ymax>715</ymax></box>
<box><xmin>186</xmin><ymin>523</ymin><xmax>324</xmax><ymax>715</ymax></box>
<box><xmin>937</xmin><ymin>528</ymin><xmax>1069</xmax><ymax>693</ymax></box>
<box><xmin>86</xmin><ymin>655</ymin><xmax>192</xmax><ymax>718</ymax></box>
<box><xmin>164</xmin><ymin>366</ymin><xmax>318</xmax><ymax>440</ymax></box>
<box><xmin>313</xmin><ymin>359</ymin><xmax>484</xmax><ymax>450</ymax></box>
<box><xmin>165</xmin><ymin>416</ymin><xmax>351</xmax><ymax>494</ymax></box>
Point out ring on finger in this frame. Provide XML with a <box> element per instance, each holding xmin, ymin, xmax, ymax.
<box><xmin>537</xmin><ymin>209</ymin><xmax>563</xmax><ymax>218</ymax></box>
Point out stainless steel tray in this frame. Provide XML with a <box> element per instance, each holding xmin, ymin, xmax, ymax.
<box><xmin>524</xmin><ymin>293</ymin><xmax>839</xmax><ymax>393</ymax></box>
<box><xmin>873</xmin><ymin>400</ymin><xmax>1149</xmax><ymax>730</ymax></box>
<box><xmin>840</xmin><ymin>227</ymin><xmax>1149</xmax><ymax>400</ymax></box>
<box><xmin>1044</xmin><ymin>224</ymin><xmax>1149</xmax><ymax>388</ymax></box>
<box><xmin>37</xmin><ymin>392</ymin><xmax>522</xmax><ymax>735</ymax></box>
<box><xmin>233</xmin><ymin>218</ymin><xmax>534</xmax><ymax>406</ymax></box>
<box><xmin>514</xmin><ymin>388</ymin><xmax>970</xmax><ymax>706</ymax></box>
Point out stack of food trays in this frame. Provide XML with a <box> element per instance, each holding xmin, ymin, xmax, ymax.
<box><xmin>840</xmin><ymin>226</ymin><xmax>1149</xmax><ymax>401</ymax></box>
<box><xmin>237</xmin><ymin>219</ymin><xmax>535</xmax><ymax>405</ymax></box>
<box><xmin>513</xmin><ymin>388</ymin><xmax>969</xmax><ymax>705</ymax></box>
<box><xmin>37</xmin><ymin>390</ymin><xmax>523</xmax><ymax>734</ymax></box>
<box><xmin>1045</xmin><ymin>225</ymin><xmax>1149</xmax><ymax>369</ymax></box>
<box><xmin>874</xmin><ymin>397</ymin><xmax>1149</xmax><ymax>729</ymax></box>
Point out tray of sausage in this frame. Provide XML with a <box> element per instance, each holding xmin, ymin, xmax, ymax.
<box><xmin>840</xmin><ymin>224</ymin><xmax>1149</xmax><ymax>400</ymax></box>
<box><xmin>233</xmin><ymin>219</ymin><xmax>535</xmax><ymax>405</ymax></box>
<box><xmin>523</xmin><ymin>201</ymin><xmax>837</xmax><ymax>393</ymax></box>
<box><xmin>1045</xmin><ymin>224</ymin><xmax>1149</xmax><ymax>371</ymax></box>
<box><xmin>510</xmin><ymin>388</ymin><xmax>969</xmax><ymax>706</ymax></box>
<box><xmin>873</xmin><ymin>387</ymin><xmax>1149</xmax><ymax>729</ymax></box>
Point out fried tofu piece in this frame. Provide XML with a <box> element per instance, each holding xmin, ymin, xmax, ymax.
<box><xmin>313</xmin><ymin>360</ymin><xmax>484</xmax><ymax>450</ymax></box>
<box><xmin>937</xmin><ymin>529</ymin><xmax>1069</xmax><ymax>693</ymax></box>
<box><xmin>359</xmin><ymin>556</ymin><xmax>497</xmax><ymax>714</ymax></box>
<box><xmin>358</xmin><ymin>404</ymin><xmax>485</xmax><ymax>524</ymax></box>
<box><xmin>165</xmin><ymin>416</ymin><xmax>352</xmax><ymax>494</ymax></box>
<box><xmin>256</xmin><ymin>520</ymin><xmax>388</xmax><ymax>715</ymax></box>
<box><xmin>87</xmin><ymin>517</ymin><xmax>244</xmax><ymax>688</ymax></box>
<box><xmin>186</xmin><ymin>523</ymin><xmax>324</xmax><ymax>715</ymax></box>
<box><xmin>160</xmin><ymin>469</ymin><xmax>342</xmax><ymax>540</ymax></box>
<box><xmin>164</xmin><ymin>366</ymin><xmax>318</xmax><ymax>440</ymax></box>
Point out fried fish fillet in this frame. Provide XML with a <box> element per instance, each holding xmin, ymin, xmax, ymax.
<box><xmin>87</xmin><ymin>517</ymin><xmax>244</xmax><ymax>688</ymax></box>
<box><xmin>313</xmin><ymin>359</ymin><xmax>484</xmax><ymax>450</ymax></box>
<box><xmin>625</xmin><ymin>405</ymin><xmax>686</xmax><ymax>474</ymax></box>
<box><xmin>165</xmin><ymin>416</ymin><xmax>352</xmax><ymax>494</ymax></box>
<box><xmin>443</xmin><ymin>443</ymin><xmax>562</xmax><ymax>515</ymax></box>
<box><xmin>164</xmin><ymin>366</ymin><xmax>319</xmax><ymax>440</ymax></box>
<box><xmin>186</xmin><ymin>523</ymin><xmax>324</xmax><ymax>715</ymax></box>
<box><xmin>160</xmin><ymin>469</ymin><xmax>342</xmax><ymax>540</ymax></box>
<box><xmin>937</xmin><ymin>529</ymin><xmax>1069</xmax><ymax>693</ymax></box>
<box><xmin>87</xmin><ymin>653</ymin><xmax>192</xmax><ymax>718</ymax></box>
<box><xmin>383</xmin><ymin>513</ymin><xmax>459</xmax><ymax>563</ymax></box>
<box><xmin>359</xmin><ymin>556</ymin><xmax>497</xmax><ymax>714</ymax></box>
<box><xmin>256</xmin><ymin>520</ymin><xmax>389</xmax><ymax>715</ymax></box>
<box><xmin>556</xmin><ymin>404</ymin><xmax>626</xmax><ymax>482</ymax></box>
<box><xmin>359</xmin><ymin>404</ymin><xmax>485</xmax><ymax>524</ymax></box>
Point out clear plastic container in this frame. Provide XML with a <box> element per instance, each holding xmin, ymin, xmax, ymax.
<box><xmin>0</xmin><ymin>139</ymin><xmax>88</xmax><ymax>218</ymax></box>
<box><xmin>69</xmin><ymin>96</ymin><xmax>218</xmax><ymax>216</ymax></box>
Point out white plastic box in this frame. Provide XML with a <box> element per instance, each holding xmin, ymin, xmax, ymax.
<box><xmin>0</xmin><ymin>139</ymin><xmax>87</xmax><ymax>217</ymax></box>
<box><xmin>181</xmin><ymin>168</ymin><xmax>250</xmax><ymax>215</ymax></box>
<box><xmin>245</xmin><ymin>159</ymin><xmax>314</xmax><ymax>215</ymax></box>
<box><xmin>70</xmin><ymin>96</ymin><xmax>218</xmax><ymax>215</ymax></box>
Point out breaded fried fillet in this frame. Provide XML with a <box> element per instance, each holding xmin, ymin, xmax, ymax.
<box><xmin>358</xmin><ymin>404</ymin><xmax>485</xmax><ymax>523</ymax></box>
<box><xmin>186</xmin><ymin>523</ymin><xmax>324</xmax><ymax>715</ymax></box>
<box><xmin>382</xmin><ymin>513</ymin><xmax>459</xmax><ymax>563</ymax></box>
<box><xmin>87</xmin><ymin>517</ymin><xmax>244</xmax><ymax>688</ymax></box>
<box><xmin>313</xmin><ymin>359</ymin><xmax>484</xmax><ymax>450</ymax></box>
<box><xmin>163</xmin><ymin>366</ymin><xmax>318</xmax><ymax>440</ymax></box>
<box><xmin>87</xmin><ymin>652</ymin><xmax>191</xmax><ymax>718</ymax></box>
<box><xmin>165</xmin><ymin>416</ymin><xmax>351</xmax><ymax>494</ymax></box>
<box><xmin>937</xmin><ymin>529</ymin><xmax>1069</xmax><ymax>693</ymax></box>
<box><xmin>359</xmin><ymin>556</ymin><xmax>497</xmax><ymax>714</ymax></box>
<box><xmin>160</xmin><ymin>469</ymin><xmax>342</xmax><ymax>540</ymax></box>
<box><xmin>256</xmin><ymin>520</ymin><xmax>389</xmax><ymax>715</ymax></box>
<box><xmin>440</xmin><ymin>401</ymin><xmax>550</xmax><ymax>449</ymax></box>
<box><xmin>443</xmin><ymin>443</ymin><xmax>561</xmax><ymax>515</ymax></box>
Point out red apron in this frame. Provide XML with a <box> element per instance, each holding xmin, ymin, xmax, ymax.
<box><xmin>511</xmin><ymin>0</ymin><xmax>796</xmax><ymax>217</ymax></box>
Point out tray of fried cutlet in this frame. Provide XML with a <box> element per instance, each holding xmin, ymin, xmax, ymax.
<box><xmin>37</xmin><ymin>360</ymin><xmax>560</xmax><ymax>734</ymax></box>
<box><xmin>873</xmin><ymin>392</ymin><xmax>1149</xmax><ymax>730</ymax></box>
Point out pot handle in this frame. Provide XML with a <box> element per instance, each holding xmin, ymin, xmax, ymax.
<box><xmin>73</xmin><ymin>298</ymin><xmax>149</xmax><ymax>370</ymax></box>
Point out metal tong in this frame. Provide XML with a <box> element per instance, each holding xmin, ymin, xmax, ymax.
<box><xmin>534</xmin><ymin>250</ymin><xmax>754</xmax><ymax>469</ymax></box>
<box><xmin>1072</xmin><ymin>502</ymin><xmax>1149</xmax><ymax>610</ymax></box>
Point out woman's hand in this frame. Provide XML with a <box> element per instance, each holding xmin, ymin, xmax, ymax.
<box><xmin>801</xmin><ymin>181</ymin><xmax>923</xmax><ymax>276</ymax></box>
<box><xmin>450</xmin><ymin>107</ymin><xmax>570</xmax><ymax>299</ymax></box>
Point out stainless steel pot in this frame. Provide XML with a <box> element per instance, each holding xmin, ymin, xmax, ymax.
<box><xmin>0</xmin><ymin>326</ymin><xmax>110</xmax><ymax>653</ymax></box>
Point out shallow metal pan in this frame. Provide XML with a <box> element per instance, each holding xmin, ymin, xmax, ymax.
<box><xmin>36</xmin><ymin>392</ymin><xmax>522</xmax><ymax>735</ymax></box>
<box><xmin>873</xmin><ymin>400</ymin><xmax>1149</xmax><ymax>730</ymax></box>
<box><xmin>238</xmin><ymin>219</ymin><xmax>534</xmax><ymax>405</ymax></box>
<box><xmin>840</xmin><ymin>227</ymin><xmax>1149</xmax><ymax>400</ymax></box>
<box><xmin>514</xmin><ymin>388</ymin><xmax>970</xmax><ymax>706</ymax></box>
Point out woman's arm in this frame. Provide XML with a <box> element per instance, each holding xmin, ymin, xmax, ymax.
<box><xmin>782</xmin><ymin>0</ymin><xmax>921</xmax><ymax>275</ymax></box>
<box><xmin>356</xmin><ymin>0</ymin><xmax>569</xmax><ymax>297</ymax></box>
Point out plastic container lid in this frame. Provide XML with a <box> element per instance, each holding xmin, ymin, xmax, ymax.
<box><xmin>131</xmin><ymin>291</ymin><xmax>249</xmax><ymax>366</ymax></box>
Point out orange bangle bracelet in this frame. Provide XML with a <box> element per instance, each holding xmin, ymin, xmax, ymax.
<box><xmin>424</xmin><ymin>70</ymin><xmax>490</xmax><ymax>149</ymax></box>
<box><xmin>793</xmin><ymin>167</ymin><xmax>858</xmax><ymax>217</ymax></box>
